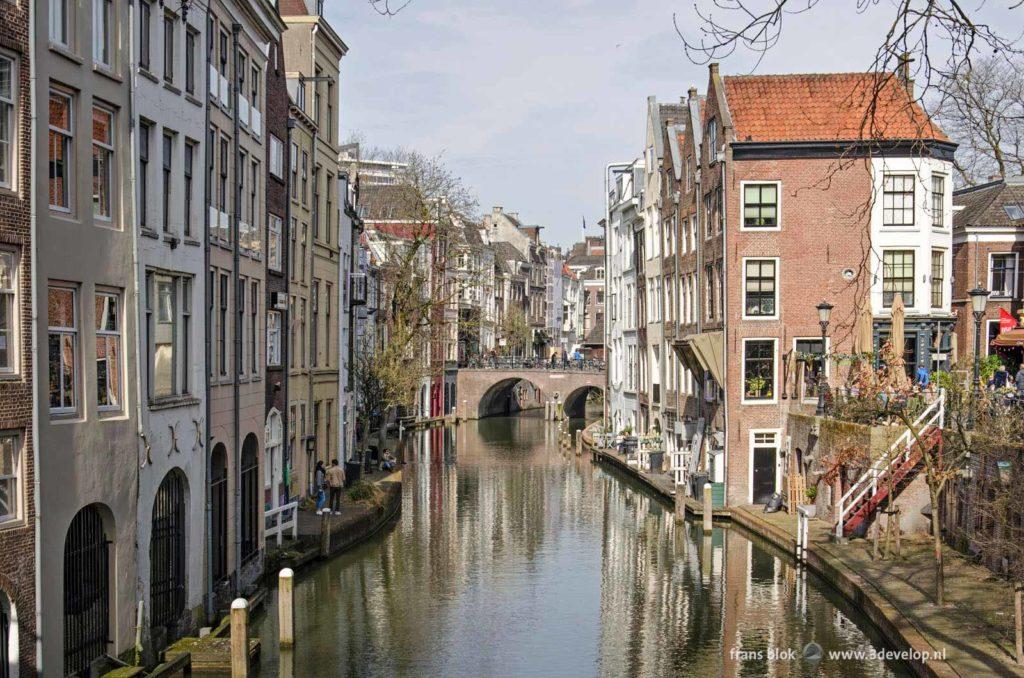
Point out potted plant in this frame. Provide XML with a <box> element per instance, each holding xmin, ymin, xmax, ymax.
<box><xmin>746</xmin><ymin>374</ymin><xmax>771</xmax><ymax>399</ymax></box>
<box><xmin>800</xmin><ymin>485</ymin><xmax>818</xmax><ymax>518</ymax></box>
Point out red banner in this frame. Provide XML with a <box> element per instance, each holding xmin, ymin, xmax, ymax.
<box><xmin>999</xmin><ymin>307</ymin><xmax>1016</xmax><ymax>334</ymax></box>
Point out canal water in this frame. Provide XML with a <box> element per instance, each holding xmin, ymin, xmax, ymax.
<box><xmin>255</xmin><ymin>414</ymin><xmax>905</xmax><ymax>677</ymax></box>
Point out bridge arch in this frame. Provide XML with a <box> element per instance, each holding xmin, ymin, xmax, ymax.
<box><xmin>477</xmin><ymin>378</ymin><xmax>542</xmax><ymax>418</ymax></box>
<box><xmin>563</xmin><ymin>385</ymin><xmax>604</xmax><ymax>419</ymax></box>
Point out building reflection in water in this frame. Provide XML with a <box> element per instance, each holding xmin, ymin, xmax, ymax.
<box><xmin>255</xmin><ymin>415</ymin><xmax>901</xmax><ymax>677</ymax></box>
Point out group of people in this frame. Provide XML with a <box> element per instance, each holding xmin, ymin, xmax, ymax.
<box><xmin>987</xmin><ymin>364</ymin><xmax>1024</xmax><ymax>391</ymax></box>
<box><xmin>313</xmin><ymin>448</ymin><xmax>400</xmax><ymax>515</ymax></box>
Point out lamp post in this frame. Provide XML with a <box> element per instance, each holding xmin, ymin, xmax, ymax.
<box><xmin>815</xmin><ymin>300</ymin><xmax>834</xmax><ymax>416</ymax></box>
<box><xmin>968</xmin><ymin>286</ymin><xmax>990</xmax><ymax>428</ymax></box>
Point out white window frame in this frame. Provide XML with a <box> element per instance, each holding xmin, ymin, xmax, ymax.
<box><xmin>95</xmin><ymin>290</ymin><xmax>122</xmax><ymax>412</ymax></box>
<box><xmin>792</xmin><ymin>336</ymin><xmax>830</xmax><ymax>403</ymax></box>
<box><xmin>0</xmin><ymin>248</ymin><xmax>18</xmax><ymax>376</ymax></box>
<box><xmin>267</xmin><ymin>309</ymin><xmax>281</xmax><ymax>366</ymax></box>
<box><xmin>47</xmin><ymin>284</ymin><xmax>78</xmax><ymax>415</ymax></box>
<box><xmin>739</xmin><ymin>180</ymin><xmax>782</xmax><ymax>232</ymax></box>
<box><xmin>92</xmin><ymin>0</ymin><xmax>113</xmax><ymax>67</ymax></box>
<box><xmin>268</xmin><ymin>214</ymin><xmax>283</xmax><ymax>272</ymax></box>
<box><xmin>985</xmin><ymin>319</ymin><xmax>1001</xmax><ymax>356</ymax></box>
<box><xmin>269</xmin><ymin>134</ymin><xmax>284</xmax><ymax>178</ymax></box>
<box><xmin>741</xmin><ymin>256</ymin><xmax>779</xmax><ymax>321</ymax></box>
<box><xmin>50</xmin><ymin>0</ymin><xmax>70</xmax><ymax>48</ymax></box>
<box><xmin>0</xmin><ymin>431</ymin><xmax>21</xmax><ymax>525</ymax></box>
<box><xmin>747</xmin><ymin>428</ymin><xmax>782</xmax><ymax>504</ymax></box>
<box><xmin>882</xmin><ymin>174</ymin><xmax>916</xmax><ymax>227</ymax></box>
<box><xmin>988</xmin><ymin>252</ymin><xmax>1018</xmax><ymax>299</ymax></box>
<box><xmin>48</xmin><ymin>89</ymin><xmax>73</xmax><ymax>213</ymax></box>
<box><xmin>741</xmin><ymin>337</ymin><xmax>778</xmax><ymax>405</ymax></box>
<box><xmin>0</xmin><ymin>54</ymin><xmax>17</xmax><ymax>191</ymax></box>
<box><xmin>930</xmin><ymin>173</ymin><xmax>947</xmax><ymax>230</ymax></box>
<box><xmin>91</xmin><ymin>105</ymin><xmax>115</xmax><ymax>222</ymax></box>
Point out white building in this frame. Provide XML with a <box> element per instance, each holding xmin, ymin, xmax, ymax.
<box><xmin>607</xmin><ymin>159</ymin><xmax>644</xmax><ymax>434</ymax></box>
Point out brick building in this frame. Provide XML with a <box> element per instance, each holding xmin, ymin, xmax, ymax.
<box><xmin>952</xmin><ymin>177</ymin><xmax>1024</xmax><ymax>359</ymax></box>
<box><xmin>0</xmin><ymin>0</ymin><xmax>34</xmax><ymax>671</ymax></box>
<box><xmin>674</xmin><ymin>65</ymin><xmax>955</xmax><ymax>506</ymax></box>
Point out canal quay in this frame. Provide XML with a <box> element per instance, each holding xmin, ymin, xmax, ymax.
<box><xmin>252</xmin><ymin>414</ymin><xmax>903</xmax><ymax>677</ymax></box>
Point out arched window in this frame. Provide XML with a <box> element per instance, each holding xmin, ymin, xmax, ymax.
<box><xmin>64</xmin><ymin>505</ymin><xmax>110</xmax><ymax>675</ymax></box>
<box><xmin>240</xmin><ymin>435</ymin><xmax>260</xmax><ymax>563</ymax></box>
<box><xmin>210</xmin><ymin>444</ymin><xmax>228</xmax><ymax>582</ymax></box>
<box><xmin>151</xmin><ymin>470</ymin><xmax>186</xmax><ymax>636</ymax></box>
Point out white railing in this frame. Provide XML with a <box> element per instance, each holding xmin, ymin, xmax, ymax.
<box><xmin>835</xmin><ymin>389</ymin><xmax>945</xmax><ymax>538</ymax></box>
<box><xmin>265</xmin><ymin>500</ymin><xmax>299</xmax><ymax>546</ymax></box>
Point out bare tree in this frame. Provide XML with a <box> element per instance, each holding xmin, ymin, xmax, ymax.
<box><xmin>935</xmin><ymin>54</ymin><xmax>1024</xmax><ymax>185</ymax></box>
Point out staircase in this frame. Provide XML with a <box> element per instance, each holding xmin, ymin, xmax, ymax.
<box><xmin>835</xmin><ymin>390</ymin><xmax>945</xmax><ymax>539</ymax></box>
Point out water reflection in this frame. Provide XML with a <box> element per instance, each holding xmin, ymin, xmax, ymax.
<box><xmin>256</xmin><ymin>414</ymin><xmax>903</xmax><ymax>677</ymax></box>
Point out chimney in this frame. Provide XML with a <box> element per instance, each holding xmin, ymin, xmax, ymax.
<box><xmin>897</xmin><ymin>52</ymin><xmax>914</xmax><ymax>95</ymax></box>
<box><xmin>709</xmin><ymin>63</ymin><xmax>719</xmax><ymax>78</ymax></box>
<box><xmin>688</xmin><ymin>86</ymin><xmax>698</xmax><ymax>103</ymax></box>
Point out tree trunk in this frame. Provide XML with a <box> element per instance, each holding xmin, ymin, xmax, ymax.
<box><xmin>929</xmin><ymin>490</ymin><xmax>945</xmax><ymax>606</ymax></box>
<box><xmin>893</xmin><ymin>506</ymin><xmax>901</xmax><ymax>559</ymax></box>
<box><xmin>872</xmin><ymin>519</ymin><xmax>880</xmax><ymax>560</ymax></box>
<box><xmin>1015</xmin><ymin>581</ymin><xmax>1023</xmax><ymax>666</ymax></box>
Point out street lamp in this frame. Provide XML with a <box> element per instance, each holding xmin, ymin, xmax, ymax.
<box><xmin>968</xmin><ymin>286</ymin><xmax>990</xmax><ymax>428</ymax></box>
<box><xmin>815</xmin><ymin>300</ymin><xmax>834</xmax><ymax>416</ymax></box>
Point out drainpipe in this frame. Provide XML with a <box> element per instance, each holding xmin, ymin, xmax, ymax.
<box><xmin>719</xmin><ymin>153</ymin><xmax>729</xmax><ymax>505</ymax></box>
<box><xmin>202</xmin><ymin>3</ymin><xmax>214</xmax><ymax>622</ymax></box>
<box><xmin>307</xmin><ymin>25</ymin><xmax>319</xmax><ymax>476</ymax></box>
<box><xmin>27</xmin><ymin>0</ymin><xmax>42</xmax><ymax>669</ymax></box>
<box><xmin>231</xmin><ymin>22</ymin><xmax>242</xmax><ymax>598</ymax></box>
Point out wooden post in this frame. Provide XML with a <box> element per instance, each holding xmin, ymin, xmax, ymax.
<box><xmin>320</xmin><ymin>512</ymin><xmax>331</xmax><ymax>557</ymax></box>
<box><xmin>279</xmin><ymin>568</ymin><xmax>295</xmax><ymax>647</ymax></box>
<box><xmin>230</xmin><ymin>598</ymin><xmax>249</xmax><ymax>677</ymax></box>
<box><xmin>703</xmin><ymin>483</ymin><xmax>713</xmax><ymax>534</ymax></box>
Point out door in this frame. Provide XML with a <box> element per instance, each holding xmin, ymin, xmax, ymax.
<box><xmin>752</xmin><ymin>432</ymin><xmax>779</xmax><ymax>504</ymax></box>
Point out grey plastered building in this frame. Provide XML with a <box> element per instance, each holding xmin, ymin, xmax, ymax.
<box><xmin>33</xmin><ymin>0</ymin><xmax>140</xmax><ymax>671</ymax></box>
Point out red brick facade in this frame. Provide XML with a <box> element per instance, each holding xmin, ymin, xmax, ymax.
<box><xmin>0</xmin><ymin>0</ymin><xmax>35</xmax><ymax>672</ymax></box>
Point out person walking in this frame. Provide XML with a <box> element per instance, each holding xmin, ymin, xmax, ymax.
<box><xmin>314</xmin><ymin>461</ymin><xmax>327</xmax><ymax>514</ymax></box>
<box><xmin>325</xmin><ymin>459</ymin><xmax>346</xmax><ymax>513</ymax></box>
<box><xmin>1015</xmin><ymin>365</ymin><xmax>1024</xmax><ymax>392</ymax></box>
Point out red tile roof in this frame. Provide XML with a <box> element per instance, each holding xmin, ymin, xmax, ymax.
<box><xmin>279</xmin><ymin>0</ymin><xmax>312</xmax><ymax>16</ymax></box>
<box><xmin>722</xmin><ymin>73</ymin><xmax>948</xmax><ymax>143</ymax></box>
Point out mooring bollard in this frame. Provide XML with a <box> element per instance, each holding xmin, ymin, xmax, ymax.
<box><xmin>702</xmin><ymin>483</ymin><xmax>713</xmax><ymax>534</ymax></box>
<box><xmin>230</xmin><ymin>598</ymin><xmax>249</xmax><ymax>677</ymax></box>
<box><xmin>279</xmin><ymin>568</ymin><xmax>295</xmax><ymax>647</ymax></box>
<box><xmin>320</xmin><ymin>512</ymin><xmax>331</xmax><ymax>557</ymax></box>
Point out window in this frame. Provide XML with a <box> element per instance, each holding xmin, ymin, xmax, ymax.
<box><xmin>237</xmin><ymin>278</ymin><xmax>246</xmax><ymax>374</ymax></box>
<box><xmin>289</xmin><ymin>217</ymin><xmax>297</xmax><ymax>278</ymax></box>
<box><xmin>268</xmin><ymin>214</ymin><xmax>282</xmax><ymax>272</ymax></box>
<box><xmin>325</xmin><ymin>173</ymin><xmax>333</xmax><ymax>244</ymax></box>
<box><xmin>744</xmin><ymin>259</ymin><xmax>777</xmax><ymax>317</ymax></box>
<box><xmin>296</xmin><ymin>79</ymin><xmax>306</xmax><ymax>113</ymax></box>
<box><xmin>149</xmin><ymin>273</ymin><xmax>176</xmax><ymax>397</ymax></box>
<box><xmin>250</xmin><ymin>65</ymin><xmax>259</xmax><ymax>117</ymax></box>
<box><xmin>325</xmin><ymin>282</ymin><xmax>332</xmax><ymax>366</ymax></box>
<box><xmin>185</xmin><ymin>30</ymin><xmax>197</xmax><ymax>94</ymax></box>
<box><xmin>301</xmin><ymin>223</ymin><xmax>307</xmax><ymax>279</ymax></box>
<box><xmin>299</xmin><ymin>298</ymin><xmax>307</xmax><ymax>367</ymax></box>
<box><xmin>95</xmin><ymin>292</ymin><xmax>121</xmax><ymax>410</ymax></box>
<box><xmin>706</xmin><ymin>118</ymin><xmax>717</xmax><ymax>162</ymax></box>
<box><xmin>0</xmin><ymin>250</ymin><xmax>16</xmax><ymax>374</ymax></box>
<box><xmin>931</xmin><ymin>250</ymin><xmax>944</xmax><ymax>308</ymax></box>
<box><xmin>882</xmin><ymin>175</ymin><xmax>915</xmax><ymax>226</ymax></box>
<box><xmin>50</xmin><ymin>0</ymin><xmax>70</xmax><ymax>46</ymax></box>
<box><xmin>163</xmin><ymin>15</ymin><xmax>175</xmax><ymax>82</ymax></box>
<box><xmin>0</xmin><ymin>56</ymin><xmax>12</xmax><ymax>190</ymax></box>
<box><xmin>91</xmin><ymin>107</ymin><xmax>114</xmax><ymax>220</ymax></box>
<box><xmin>311</xmin><ymin>280</ymin><xmax>319</xmax><ymax>367</ymax></box>
<box><xmin>250</xmin><ymin>159</ymin><xmax>260</xmax><ymax>254</ymax></box>
<box><xmin>990</xmin><ymin>253</ymin><xmax>1017</xmax><ymax>298</ymax></box>
<box><xmin>743</xmin><ymin>339</ymin><xmax>775</xmax><ymax>402</ymax></box>
<box><xmin>139</xmin><ymin>122</ymin><xmax>150</xmax><ymax>228</ymax></box>
<box><xmin>985</xmin><ymin>319</ymin><xmax>1001</xmax><ymax>356</ymax></box>
<box><xmin>0</xmin><ymin>433</ymin><xmax>20</xmax><ymax>524</ymax></box>
<box><xmin>218</xmin><ymin>137</ymin><xmax>228</xmax><ymax>222</ymax></box>
<box><xmin>313</xmin><ymin>68</ymin><xmax>322</xmax><ymax>122</ymax></box>
<box><xmin>931</xmin><ymin>175</ymin><xmax>945</xmax><ymax>228</ymax></box>
<box><xmin>1004</xmin><ymin>205</ymin><xmax>1024</xmax><ymax>221</ymax></box>
<box><xmin>182</xmin><ymin>277</ymin><xmax>191</xmax><ymax>393</ymax></box>
<box><xmin>743</xmin><ymin>183</ymin><xmax>779</xmax><ymax>229</ymax></box>
<box><xmin>269</xmin><ymin>135</ymin><xmax>284</xmax><ymax>178</ymax></box>
<box><xmin>218</xmin><ymin>273</ymin><xmax>228</xmax><ymax>376</ymax></box>
<box><xmin>250</xmin><ymin>281</ymin><xmax>258</xmax><ymax>375</ymax></box>
<box><xmin>184</xmin><ymin>141</ymin><xmax>194</xmax><ymax>237</ymax></box>
<box><xmin>882</xmin><ymin>250</ymin><xmax>914</xmax><ymax>308</ymax></box>
<box><xmin>47</xmin><ymin>286</ymin><xmax>77</xmax><ymax>413</ymax></box>
<box><xmin>705</xmin><ymin>263</ymin><xmax>714</xmax><ymax>320</ymax></box>
<box><xmin>93</xmin><ymin>0</ymin><xmax>112</xmax><ymax>66</ymax></box>
<box><xmin>267</xmin><ymin>310</ymin><xmax>281</xmax><ymax>366</ymax></box>
<box><xmin>312</xmin><ymin>167</ymin><xmax>320</xmax><ymax>240</ymax></box>
<box><xmin>140</xmin><ymin>1</ymin><xmax>152</xmax><ymax>71</ymax></box>
<box><xmin>795</xmin><ymin>338</ymin><xmax>826</xmax><ymax>401</ymax></box>
<box><xmin>162</xmin><ymin>132</ymin><xmax>173</xmax><ymax>233</ymax></box>
<box><xmin>301</xmin><ymin>151</ymin><xmax>308</xmax><ymax>205</ymax></box>
<box><xmin>48</xmin><ymin>91</ymin><xmax>73</xmax><ymax>211</ymax></box>
<box><xmin>289</xmin><ymin>141</ymin><xmax>298</xmax><ymax>197</ymax></box>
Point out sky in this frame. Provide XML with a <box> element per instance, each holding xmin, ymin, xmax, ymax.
<box><xmin>323</xmin><ymin>0</ymin><xmax>1013</xmax><ymax>248</ymax></box>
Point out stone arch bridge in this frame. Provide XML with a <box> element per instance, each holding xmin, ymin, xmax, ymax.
<box><xmin>455</xmin><ymin>368</ymin><xmax>604</xmax><ymax>419</ymax></box>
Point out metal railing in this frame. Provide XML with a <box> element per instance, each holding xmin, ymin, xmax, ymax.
<box><xmin>459</xmin><ymin>356</ymin><xmax>605</xmax><ymax>373</ymax></box>
<box><xmin>265</xmin><ymin>501</ymin><xmax>299</xmax><ymax>546</ymax></box>
<box><xmin>835</xmin><ymin>389</ymin><xmax>945</xmax><ymax>538</ymax></box>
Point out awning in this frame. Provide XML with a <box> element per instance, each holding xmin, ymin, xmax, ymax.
<box><xmin>673</xmin><ymin>331</ymin><xmax>725</xmax><ymax>387</ymax></box>
<box><xmin>991</xmin><ymin>328</ymin><xmax>1024</xmax><ymax>348</ymax></box>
